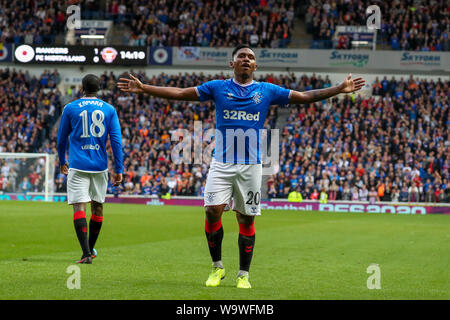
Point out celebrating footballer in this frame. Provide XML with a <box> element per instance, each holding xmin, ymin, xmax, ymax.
<box><xmin>117</xmin><ymin>44</ymin><xmax>365</xmax><ymax>288</ymax></box>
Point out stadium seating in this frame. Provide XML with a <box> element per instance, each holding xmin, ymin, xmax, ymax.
<box><xmin>0</xmin><ymin>67</ymin><xmax>448</xmax><ymax>203</ymax></box>
<box><xmin>0</xmin><ymin>0</ymin><xmax>67</xmax><ymax>45</ymax></box>
<box><xmin>2</xmin><ymin>0</ymin><xmax>448</xmax><ymax>51</ymax></box>
<box><xmin>304</xmin><ymin>0</ymin><xmax>450</xmax><ymax>51</ymax></box>
<box><xmin>0</xmin><ymin>68</ymin><xmax>62</xmax><ymax>193</ymax></box>
<box><xmin>271</xmin><ymin>75</ymin><xmax>449</xmax><ymax>202</ymax></box>
<box><xmin>0</xmin><ymin>67</ymin><xmax>62</xmax><ymax>152</ymax></box>
<box><xmin>0</xmin><ymin>0</ymin><xmax>295</xmax><ymax>48</ymax></box>
<box><xmin>116</xmin><ymin>0</ymin><xmax>296</xmax><ymax>48</ymax></box>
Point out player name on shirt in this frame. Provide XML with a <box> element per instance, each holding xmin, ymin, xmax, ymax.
<box><xmin>78</xmin><ymin>99</ymin><xmax>104</xmax><ymax>108</ymax></box>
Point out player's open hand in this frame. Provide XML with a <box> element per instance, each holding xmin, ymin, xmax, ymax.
<box><xmin>60</xmin><ymin>163</ymin><xmax>68</xmax><ymax>175</ymax></box>
<box><xmin>339</xmin><ymin>74</ymin><xmax>366</xmax><ymax>93</ymax></box>
<box><xmin>112</xmin><ymin>173</ymin><xmax>123</xmax><ymax>186</ymax></box>
<box><xmin>117</xmin><ymin>73</ymin><xmax>144</xmax><ymax>94</ymax></box>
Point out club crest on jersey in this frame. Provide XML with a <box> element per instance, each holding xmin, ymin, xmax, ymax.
<box><xmin>252</xmin><ymin>92</ymin><xmax>262</xmax><ymax>104</ymax></box>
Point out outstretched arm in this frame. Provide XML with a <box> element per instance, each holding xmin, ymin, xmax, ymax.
<box><xmin>289</xmin><ymin>74</ymin><xmax>365</xmax><ymax>104</ymax></box>
<box><xmin>56</xmin><ymin>107</ymin><xmax>71</xmax><ymax>174</ymax></box>
<box><xmin>117</xmin><ymin>74</ymin><xmax>200</xmax><ymax>101</ymax></box>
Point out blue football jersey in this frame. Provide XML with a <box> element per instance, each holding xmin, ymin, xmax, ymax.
<box><xmin>196</xmin><ymin>78</ymin><xmax>291</xmax><ymax>164</ymax></box>
<box><xmin>57</xmin><ymin>97</ymin><xmax>123</xmax><ymax>173</ymax></box>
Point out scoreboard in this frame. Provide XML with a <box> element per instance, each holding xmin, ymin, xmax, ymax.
<box><xmin>14</xmin><ymin>45</ymin><xmax>147</xmax><ymax>65</ymax></box>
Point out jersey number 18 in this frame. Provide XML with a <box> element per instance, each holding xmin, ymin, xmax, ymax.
<box><xmin>79</xmin><ymin>110</ymin><xmax>105</xmax><ymax>138</ymax></box>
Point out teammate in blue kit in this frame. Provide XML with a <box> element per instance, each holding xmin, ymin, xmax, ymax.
<box><xmin>117</xmin><ymin>44</ymin><xmax>365</xmax><ymax>287</ymax></box>
<box><xmin>57</xmin><ymin>74</ymin><xmax>123</xmax><ymax>264</ymax></box>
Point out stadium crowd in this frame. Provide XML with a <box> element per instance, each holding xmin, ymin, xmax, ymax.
<box><xmin>0</xmin><ymin>0</ymin><xmax>67</xmax><ymax>45</ymax></box>
<box><xmin>2</xmin><ymin>0</ymin><xmax>449</xmax><ymax>52</ymax></box>
<box><xmin>0</xmin><ymin>67</ymin><xmax>62</xmax><ymax>193</ymax></box>
<box><xmin>268</xmin><ymin>74</ymin><xmax>449</xmax><ymax>203</ymax></box>
<box><xmin>305</xmin><ymin>0</ymin><xmax>450</xmax><ymax>51</ymax></box>
<box><xmin>0</xmin><ymin>68</ymin><xmax>448</xmax><ymax>204</ymax></box>
<box><xmin>67</xmin><ymin>71</ymin><xmax>449</xmax><ymax>204</ymax></box>
<box><xmin>0</xmin><ymin>0</ymin><xmax>296</xmax><ymax>48</ymax></box>
<box><xmin>115</xmin><ymin>0</ymin><xmax>296</xmax><ymax>48</ymax></box>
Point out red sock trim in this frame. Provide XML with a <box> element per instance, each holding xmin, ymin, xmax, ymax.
<box><xmin>73</xmin><ymin>211</ymin><xmax>86</xmax><ymax>220</ymax></box>
<box><xmin>91</xmin><ymin>214</ymin><xmax>103</xmax><ymax>223</ymax></box>
<box><xmin>239</xmin><ymin>222</ymin><xmax>255</xmax><ymax>237</ymax></box>
<box><xmin>205</xmin><ymin>219</ymin><xmax>222</xmax><ymax>233</ymax></box>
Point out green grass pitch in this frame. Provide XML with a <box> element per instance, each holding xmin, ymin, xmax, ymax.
<box><xmin>0</xmin><ymin>201</ymin><xmax>449</xmax><ymax>300</ymax></box>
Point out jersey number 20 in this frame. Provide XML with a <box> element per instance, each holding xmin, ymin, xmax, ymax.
<box><xmin>79</xmin><ymin>110</ymin><xmax>105</xmax><ymax>138</ymax></box>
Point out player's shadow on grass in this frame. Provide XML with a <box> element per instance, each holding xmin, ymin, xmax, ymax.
<box><xmin>19</xmin><ymin>257</ymin><xmax>75</xmax><ymax>263</ymax></box>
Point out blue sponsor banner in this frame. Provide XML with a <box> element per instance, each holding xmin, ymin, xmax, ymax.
<box><xmin>400</xmin><ymin>51</ymin><xmax>442</xmax><ymax>67</ymax></box>
<box><xmin>149</xmin><ymin>47</ymin><xmax>172</xmax><ymax>65</ymax></box>
<box><xmin>0</xmin><ymin>43</ymin><xmax>13</xmax><ymax>62</ymax></box>
<box><xmin>255</xmin><ymin>48</ymin><xmax>300</xmax><ymax>66</ymax></box>
<box><xmin>173</xmin><ymin>47</ymin><xmax>231</xmax><ymax>66</ymax></box>
<box><xmin>328</xmin><ymin>50</ymin><xmax>370</xmax><ymax>68</ymax></box>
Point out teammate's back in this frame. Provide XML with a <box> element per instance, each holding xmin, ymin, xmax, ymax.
<box><xmin>57</xmin><ymin>96</ymin><xmax>123</xmax><ymax>173</ymax></box>
<box><xmin>57</xmin><ymin>74</ymin><xmax>123</xmax><ymax>264</ymax></box>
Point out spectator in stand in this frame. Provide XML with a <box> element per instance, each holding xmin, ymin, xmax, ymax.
<box><xmin>341</xmin><ymin>181</ymin><xmax>351</xmax><ymax>200</ymax></box>
<box><xmin>18</xmin><ymin>177</ymin><xmax>31</xmax><ymax>193</ymax></box>
<box><xmin>0</xmin><ymin>172</ymin><xmax>7</xmax><ymax>191</ymax></box>
<box><xmin>351</xmin><ymin>187</ymin><xmax>359</xmax><ymax>201</ymax></box>
<box><xmin>391</xmin><ymin>188</ymin><xmax>400</xmax><ymax>202</ymax></box>
<box><xmin>359</xmin><ymin>184</ymin><xmax>369</xmax><ymax>201</ymax></box>
<box><xmin>310</xmin><ymin>188</ymin><xmax>319</xmax><ymax>200</ymax></box>
<box><xmin>336</xmin><ymin>34</ymin><xmax>348</xmax><ymax>49</ymax></box>
<box><xmin>328</xmin><ymin>181</ymin><xmax>338</xmax><ymax>200</ymax></box>
<box><xmin>399</xmin><ymin>186</ymin><xmax>409</xmax><ymax>202</ymax></box>
<box><xmin>368</xmin><ymin>186</ymin><xmax>378</xmax><ymax>204</ymax></box>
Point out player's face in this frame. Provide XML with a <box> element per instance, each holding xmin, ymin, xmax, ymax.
<box><xmin>231</xmin><ymin>48</ymin><xmax>257</xmax><ymax>78</ymax></box>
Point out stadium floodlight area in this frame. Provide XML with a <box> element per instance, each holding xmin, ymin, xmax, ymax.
<box><xmin>0</xmin><ymin>153</ymin><xmax>56</xmax><ymax>202</ymax></box>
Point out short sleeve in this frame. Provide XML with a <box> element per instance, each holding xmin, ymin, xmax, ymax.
<box><xmin>195</xmin><ymin>80</ymin><xmax>221</xmax><ymax>102</ymax></box>
<box><xmin>267</xmin><ymin>83</ymin><xmax>291</xmax><ymax>106</ymax></box>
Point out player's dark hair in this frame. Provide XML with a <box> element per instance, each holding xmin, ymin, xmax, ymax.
<box><xmin>232</xmin><ymin>44</ymin><xmax>253</xmax><ymax>60</ymax></box>
<box><xmin>82</xmin><ymin>74</ymin><xmax>100</xmax><ymax>95</ymax></box>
